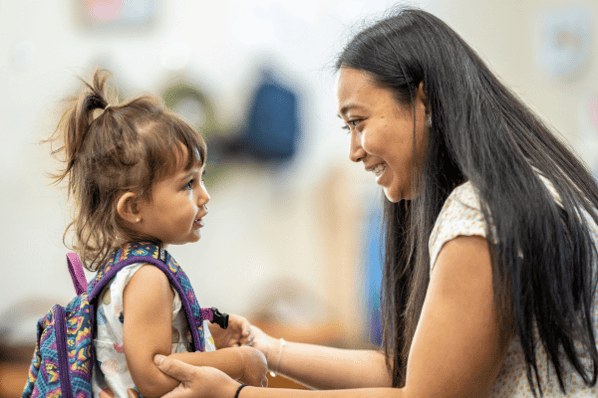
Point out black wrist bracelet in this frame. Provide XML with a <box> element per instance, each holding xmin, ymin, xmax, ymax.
<box><xmin>234</xmin><ymin>384</ymin><xmax>248</xmax><ymax>398</ymax></box>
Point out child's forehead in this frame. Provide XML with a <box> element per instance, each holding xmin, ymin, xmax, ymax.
<box><xmin>172</xmin><ymin>161</ymin><xmax>204</xmax><ymax>177</ymax></box>
<box><xmin>184</xmin><ymin>162</ymin><xmax>205</xmax><ymax>174</ymax></box>
<box><xmin>171</xmin><ymin>144</ymin><xmax>204</xmax><ymax>167</ymax></box>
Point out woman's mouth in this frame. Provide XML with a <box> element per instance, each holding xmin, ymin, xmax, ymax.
<box><xmin>372</xmin><ymin>163</ymin><xmax>386</xmax><ymax>178</ymax></box>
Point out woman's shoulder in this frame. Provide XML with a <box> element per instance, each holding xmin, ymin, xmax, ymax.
<box><xmin>433</xmin><ymin>170</ymin><xmax>568</xmax><ymax>234</ymax></box>
<box><xmin>429</xmin><ymin>181</ymin><xmax>487</xmax><ymax>270</ymax></box>
<box><xmin>435</xmin><ymin>180</ymin><xmax>485</xmax><ymax>224</ymax></box>
<box><xmin>444</xmin><ymin>181</ymin><xmax>481</xmax><ymax>208</ymax></box>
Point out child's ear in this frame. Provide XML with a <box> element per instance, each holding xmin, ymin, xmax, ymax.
<box><xmin>116</xmin><ymin>192</ymin><xmax>141</xmax><ymax>224</ymax></box>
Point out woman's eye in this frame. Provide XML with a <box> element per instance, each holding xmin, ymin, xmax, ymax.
<box><xmin>346</xmin><ymin>119</ymin><xmax>361</xmax><ymax>130</ymax></box>
<box><xmin>341</xmin><ymin>119</ymin><xmax>363</xmax><ymax>133</ymax></box>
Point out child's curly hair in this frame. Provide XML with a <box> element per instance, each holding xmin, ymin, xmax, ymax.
<box><xmin>49</xmin><ymin>69</ymin><xmax>207</xmax><ymax>271</ymax></box>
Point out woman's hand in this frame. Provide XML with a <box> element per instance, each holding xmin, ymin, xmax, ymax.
<box><xmin>208</xmin><ymin>314</ymin><xmax>253</xmax><ymax>348</ymax></box>
<box><xmin>128</xmin><ymin>355</ymin><xmax>241</xmax><ymax>398</ymax></box>
<box><xmin>246</xmin><ymin>324</ymin><xmax>279</xmax><ymax>369</ymax></box>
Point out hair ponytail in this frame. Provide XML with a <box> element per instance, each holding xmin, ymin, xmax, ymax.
<box><xmin>60</xmin><ymin>72</ymin><xmax>112</xmax><ymax>180</ymax></box>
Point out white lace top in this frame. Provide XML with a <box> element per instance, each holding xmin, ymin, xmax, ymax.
<box><xmin>429</xmin><ymin>179</ymin><xmax>598</xmax><ymax>397</ymax></box>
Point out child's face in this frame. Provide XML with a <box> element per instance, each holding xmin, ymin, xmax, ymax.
<box><xmin>136</xmin><ymin>162</ymin><xmax>209</xmax><ymax>247</ymax></box>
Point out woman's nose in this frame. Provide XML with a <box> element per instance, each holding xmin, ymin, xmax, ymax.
<box><xmin>349</xmin><ymin>133</ymin><xmax>366</xmax><ymax>163</ymax></box>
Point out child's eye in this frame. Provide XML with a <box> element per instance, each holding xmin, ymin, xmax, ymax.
<box><xmin>184</xmin><ymin>179</ymin><xmax>195</xmax><ymax>190</ymax></box>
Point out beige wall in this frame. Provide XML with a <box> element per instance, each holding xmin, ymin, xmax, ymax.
<box><xmin>440</xmin><ymin>0</ymin><xmax>598</xmax><ymax>168</ymax></box>
<box><xmin>2</xmin><ymin>0</ymin><xmax>597</xmax><ymax>349</ymax></box>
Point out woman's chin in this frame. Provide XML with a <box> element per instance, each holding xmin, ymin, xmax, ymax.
<box><xmin>384</xmin><ymin>188</ymin><xmax>402</xmax><ymax>203</ymax></box>
<box><xmin>383</xmin><ymin>187</ymin><xmax>402</xmax><ymax>203</ymax></box>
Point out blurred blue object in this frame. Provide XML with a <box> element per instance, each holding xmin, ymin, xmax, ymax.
<box><xmin>363</xmin><ymin>200</ymin><xmax>384</xmax><ymax>346</ymax></box>
<box><xmin>225</xmin><ymin>67</ymin><xmax>300</xmax><ymax>162</ymax></box>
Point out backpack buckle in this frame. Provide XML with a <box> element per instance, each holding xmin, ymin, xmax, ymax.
<box><xmin>211</xmin><ymin>307</ymin><xmax>229</xmax><ymax>329</ymax></box>
<box><xmin>158</xmin><ymin>247</ymin><xmax>168</xmax><ymax>262</ymax></box>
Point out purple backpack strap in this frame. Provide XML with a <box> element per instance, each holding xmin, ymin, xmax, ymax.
<box><xmin>201</xmin><ymin>307</ymin><xmax>229</xmax><ymax>329</ymax></box>
<box><xmin>67</xmin><ymin>252</ymin><xmax>88</xmax><ymax>295</ymax></box>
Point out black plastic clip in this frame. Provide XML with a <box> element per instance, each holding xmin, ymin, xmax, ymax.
<box><xmin>211</xmin><ymin>307</ymin><xmax>229</xmax><ymax>330</ymax></box>
<box><xmin>158</xmin><ymin>247</ymin><xmax>168</xmax><ymax>263</ymax></box>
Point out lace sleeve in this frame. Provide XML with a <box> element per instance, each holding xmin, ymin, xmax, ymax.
<box><xmin>428</xmin><ymin>182</ymin><xmax>488</xmax><ymax>271</ymax></box>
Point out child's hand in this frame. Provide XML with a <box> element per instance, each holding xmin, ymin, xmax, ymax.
<box><xmin>237</xmin><ymin>346</ymin><xmax>268</xmax><ymax>387</ymax></box>
<box><xmin>208</xmin><ymin>314</ymin><xmax>254</xmax><ymax>348</ymax></box>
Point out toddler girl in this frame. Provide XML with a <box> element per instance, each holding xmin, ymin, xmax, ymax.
<box><xmin>49</xmin><ymin>69</ymin><xmax>267</xmax><ymax>398</ymax></box>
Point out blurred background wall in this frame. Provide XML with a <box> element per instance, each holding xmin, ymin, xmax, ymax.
<box><xmin>1</xmin><ymin>0</ymin><xmax>598</xmax><ymax>394</ymax></box>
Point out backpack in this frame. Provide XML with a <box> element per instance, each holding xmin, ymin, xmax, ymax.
<box><xmin>22</xmin><ymin>242</ymin><xmax>228</xmax><ymax>398</ymax></box>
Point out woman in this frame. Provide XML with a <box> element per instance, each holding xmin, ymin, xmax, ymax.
<box><xmin>137</xmin><ymin>7</ymin><xmax>598</xmax><ymax>398</ymax></box>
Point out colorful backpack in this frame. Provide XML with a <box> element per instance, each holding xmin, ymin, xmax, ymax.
<box><xmin>22</xmin><ymin>242</ymin><xmax>228</xmax><ymax>398</ymax></box>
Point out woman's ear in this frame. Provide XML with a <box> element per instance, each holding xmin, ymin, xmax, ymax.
<box><xmin>116</xmin><ymin>192</ymin><xmax>141</xmax><ymax>224</ymax></box>
<box><xmin>417</xmin><ymin>82</ymin><xmax>429</xmax><ymax>109</ymax></box>
<box><xmin>416</xmin><ymin>82</ymin><xmax>433</xmax><ymax>127</ymax></box>
<box><xmin>417</xmin><ymin>81</ymin><xmax>427</xmax><ymax>98</ymax></box>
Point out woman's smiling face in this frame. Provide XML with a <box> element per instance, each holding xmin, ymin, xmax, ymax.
<box><xmin>336</xmin><ymin>67</ymin><xmax>428</xmax><ymax>202</ymax></box>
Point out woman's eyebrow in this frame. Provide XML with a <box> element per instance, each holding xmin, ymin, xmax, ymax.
<box><xmin>338</xmin><ymin>103</ymin><xmax>365</xmax><ymax>117</ymax></box>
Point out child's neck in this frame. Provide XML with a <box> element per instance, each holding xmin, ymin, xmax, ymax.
<box><xmin>127</xmin><ymin>240</ymin><xmax>168</xmax><ymax>250</ymax></box>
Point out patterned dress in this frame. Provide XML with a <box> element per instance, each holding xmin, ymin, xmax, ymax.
<box><xmin>429</xmin><ymin>178</ymin><xmax>598</xmax><ymax>397</ymax></box>
<box><xmin>91</xmin><ymin>263</ymin><xmax>216</xmax><ymax>398</ymax></box>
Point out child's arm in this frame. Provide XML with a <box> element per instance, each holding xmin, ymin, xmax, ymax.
<box><xmin>122</xmin><ymin>265</ymin><xmax>266</xmax><ymax>398</ymax></box>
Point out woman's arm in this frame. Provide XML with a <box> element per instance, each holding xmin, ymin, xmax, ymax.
<box><xmin>254</xmin><ymin>335</ymin><xmax>391</xmax><ymax>389</ymax></box>
<box><xmin>400</xmin><ymin>235</ymin><xmax>511</xmax><ymax>397</ymax></box>
<box><xmin>252</xmin><ymin>237</ymin><xmax>508</xmax><ymax>395</ymax></box>
<box><xmin>122</xmin><ymin>265</ymin><xmax>266</xmax><ymax>398</ymax></box>
<box><xmin>151</xmin><ymin>356</ymin><xmax>400</xmax><ymax>398</ymax></box>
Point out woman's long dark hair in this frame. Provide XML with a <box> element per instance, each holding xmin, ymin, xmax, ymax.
<box><xmin>337</xmin><ymin>7</ymin><xmax>598</xmax><ymax>396</ymax></box>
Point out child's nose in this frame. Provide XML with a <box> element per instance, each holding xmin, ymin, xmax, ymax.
<box><xmin>198</xmin><ymin>187</ymin><xmax>210</xmax><ymax>205</ymax></box>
